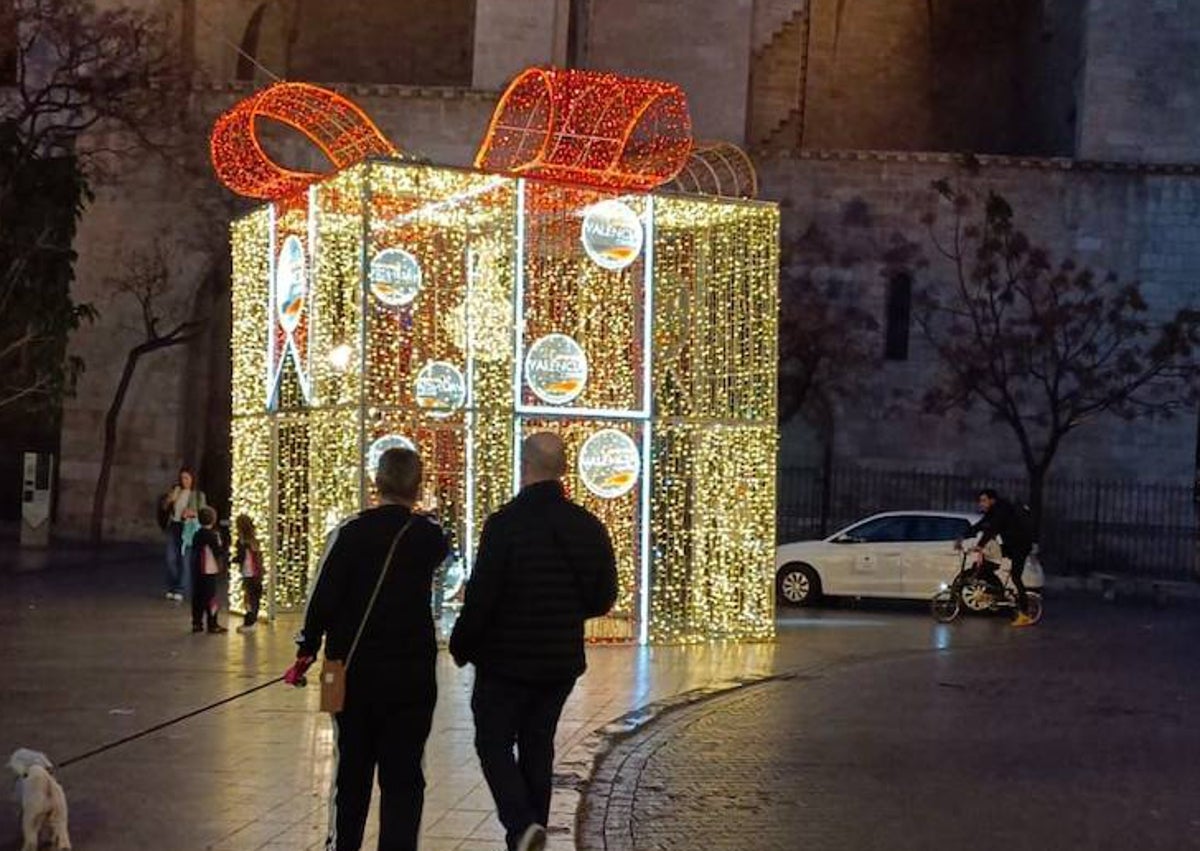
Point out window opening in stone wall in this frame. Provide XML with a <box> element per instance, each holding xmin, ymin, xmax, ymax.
<box><xmin>884</xmin><ymin>273</ymin><xmax>912</xmax><ymax>361</ymax></box>
<box><xmin>0</xmin><ymin>0</ymin><xmax>17</xmax><ymax>86</ymax></box>
<box><xmin>236</xmin><ymin>3</ymin><xmax>268</xmax><ymax>81</ymax></box>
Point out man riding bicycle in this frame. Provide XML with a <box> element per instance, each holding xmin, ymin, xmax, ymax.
<box><xmin>958</xmin><ymin>488</ymin><xmax>1037</xmax><ymax>628</ymax></box>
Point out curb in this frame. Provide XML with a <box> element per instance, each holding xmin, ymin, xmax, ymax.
<box><xmin>1045</xmin><ymin>573</ymin><xmax>1200</xmax><ymax>603</ymax></box>
<box><xmin>562</xmin><ymin>675</ymin><xmax>788</xmax><ymax>849</ymax></box>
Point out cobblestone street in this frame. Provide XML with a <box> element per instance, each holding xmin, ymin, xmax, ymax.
<box><xmin>0</xmin><ymin>549</ymin><xmax>939</xmax><ymax>851</ymax></box>
<box><xmin>4</xmin><ymin>549</ymin><xmax>1199</xmax><ymax>850</ymax></box>
<box><xmin>581</xmin><ymin>603</ymin><xmax>1200</xmax><ymax>851</ymax></box>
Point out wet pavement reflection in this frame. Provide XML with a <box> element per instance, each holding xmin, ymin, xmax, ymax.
<box><xmin>0</xmin><ymin>552</ymin><xmax>1077</xmax><ymax>850</ymax></box>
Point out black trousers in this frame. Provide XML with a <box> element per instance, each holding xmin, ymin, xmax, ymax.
<box><xmin>191</xmin><ymin>572</ymin><xmax>219</xmax><ymax>630</ymax></box>
<box><xmin>471</xmin><ymin>673</ymin><xmax>574</xmax><ymax>850</ymax></box>
<box><xmin>327</xmin><ymin>694</ymin><xmax>435</xmax><ymax>851</ymax></box>
<box><xmin>1009</xmin><ymin>550</ymin><xmax>1030</xmax><ymax>613</ymax></box>
<box><xmin>241</xmin><ymin>577</ymin><xmax>263</xmax><ymax>626</ymax></box>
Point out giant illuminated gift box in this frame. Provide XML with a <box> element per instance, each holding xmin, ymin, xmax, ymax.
<box><xmin>217</xmin><ymin>70</ymin><xmax>779</xmax><ymax>642</ymax></box>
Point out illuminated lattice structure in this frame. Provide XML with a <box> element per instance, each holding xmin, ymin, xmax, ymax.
<box><xmin>670</xmin><ymin>142</ymin><xmax>759</xmax><ymax>199</ymax></box>
<box><xmin>211</xmin><ymin>82</ymin><xmax>399</xmax><ymax>200</ymax></box>
<box><xmin>223</xmin><ymin>77</ymin><xmax>778</xmax><ymax>643</ymax></box>
<box><xmin>476</xmin><ymin>67</ymin><xmax>693</xmax><ymax>192</ymax></box>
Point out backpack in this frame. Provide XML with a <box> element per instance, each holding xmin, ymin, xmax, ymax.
<box><xmin>1014</xmin><ymin>502</ymin><xmax>1037</xmax><ymax>545</ymax></box>
<box><xmin>156</xmin><ymin>494</ymin><xmax>172</xmax><ymax>531</ymax></box>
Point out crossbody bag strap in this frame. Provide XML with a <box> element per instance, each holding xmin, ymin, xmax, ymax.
<box><xmin>345</xmin><ymin>517</ymin><xmax>414</xmax><ymax>671</ymax></box>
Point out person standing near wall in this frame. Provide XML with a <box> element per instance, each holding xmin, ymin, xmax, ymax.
<box><xmin>160</xmin><ymin>467</ymin><xmax>206</xmax><ymax>601</ymax></box>
<box><xmin>450</xmin><ymin>432</ymin><xmax>618</xmax><ymax>851</ymax></box>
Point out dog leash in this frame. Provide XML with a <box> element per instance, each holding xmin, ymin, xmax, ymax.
<box><xmin>56</xmin><ymin>675</ymin><xmax>286</xmax><ymax>770</ymax></box>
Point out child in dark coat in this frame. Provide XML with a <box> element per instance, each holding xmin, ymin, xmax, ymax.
<box><xmin>190</xmin><ymin>507</ymin><xmax>228</xmax><ymax>634</ymax></box>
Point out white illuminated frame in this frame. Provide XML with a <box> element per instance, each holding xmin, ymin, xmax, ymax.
<box><xmin>260</xmin><ymin>170</ymin><xmax>658</xmax><ymax>643</ymax></box>
<box><xmin>264</xmin><ymin>195</ymin><xmax>315</xmax><ymax>409</ymax></box>
<box><xmin>511</xmin><ymin>182</ymin><xmax>655</xmax><ymax>644</ymax></box>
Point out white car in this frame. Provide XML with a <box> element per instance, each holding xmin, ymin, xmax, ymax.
<box><xmin>775</xmin><ymin>511</ymin><xmax>1045</xmax><ymax>606</ymax></box>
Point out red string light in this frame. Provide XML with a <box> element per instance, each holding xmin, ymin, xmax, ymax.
<box><xmin>212</xmin><ymin>70</ymin><xmax>700</xmax><ymax>199</ymax></box>
<box><xmin>475</xmin><ymin>67</ymin><xmax>693</xmax><ymax>192</ymax></box>
<box><xmin>210</xmin><ymin>82</ymin><xmax>398</xmax><ymax>200</ymax></box>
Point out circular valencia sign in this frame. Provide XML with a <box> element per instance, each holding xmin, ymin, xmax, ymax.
<box><xmin>578</xmin><ymin>428</ymin><xmax>640</xmax><ymax>499</ymax></box>
<box><xmin>369</xmin><ymin>247</ymin><xmax>422</xmax><ymax>307</ymax></box>
<box><xmin>524</xmin><ymin>334</ymin><xmax>588</xmax><ymax>405</ymax></box>
<box><xmin>414</xmin><ymin>361</ymin><xmax>466</xmax><ymax>418</ymax></box>
<box><xmin>366</xmin><ymin>433</ymin><xmax>416</xmax><ymax>478</ymax></box>
<box><xmin>580</xmin><ymin>200</ymin><xmax>643</xmax><ymax>271</ymax></box>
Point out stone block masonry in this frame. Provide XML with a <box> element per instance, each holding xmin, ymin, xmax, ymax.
<box><xmin>1078</xmin><ymin>0</ymin><xmax>1200</xmax><ymax>163</ymax></box>
<box><xmin>760</xmin><ymin>150</ymin><xmax>1200</xmax><ymax>483</ymax></box>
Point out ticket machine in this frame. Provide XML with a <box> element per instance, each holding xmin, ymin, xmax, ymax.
<box><xmin>20</xmin><ymin>451</ymin><xmax>53</xmax><ymax>547</ymax></box>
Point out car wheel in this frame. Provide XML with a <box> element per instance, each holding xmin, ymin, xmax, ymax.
<box><xmin>777</xmin><ymin>563</ymin><xmax>822</xmax><ymax>607</ymax></box>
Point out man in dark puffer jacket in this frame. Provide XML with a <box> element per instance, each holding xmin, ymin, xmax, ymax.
<box><xmin>450</xmin><ymin>432</ymin><xmax>617</xmax><ymax>851</ymax></box>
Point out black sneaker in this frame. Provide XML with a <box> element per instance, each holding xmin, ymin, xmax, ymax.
<box><xmin>192</xmin><ymin>625</ymin><xmax>205</xmax><ymax>633</ymax></box>
<box><xmin>207</xmin><ymin>625</ymin><xmax>229</xmax><ymax>634</ymax></box>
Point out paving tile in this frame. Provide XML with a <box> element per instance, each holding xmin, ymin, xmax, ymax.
<box><xmin>466</xmin><ymin>815</ymin><xmax>507</xmax><ymax>842</ymax></box>
<box><xmin>0</xmin><ymin>554</ymin><xmax>1016</xmax><ymax>851</ymax></box>
<box><xmin>417</xmin><ymin>839</ymin><xmax>464</xmax><ymax>851</ymax></box>
<box><xmin>422</xmin><ymin>808</ymin><xmax>490</xmax><ymax>839</ymax></box>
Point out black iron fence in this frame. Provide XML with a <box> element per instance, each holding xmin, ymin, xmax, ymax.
<box><xmin>777</xmin><ymin>466</ymin><xmax>1200</xmax><ymax>581</ymax></box>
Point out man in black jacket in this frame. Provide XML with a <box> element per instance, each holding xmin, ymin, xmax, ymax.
<box><xmin>285</xmin><ymin>447</ymin><xmax>448</xmax><ymax>851</ymax></box>
<box><xmin>450</xmin><ymin>432</ymin><xmax>618</xmax><ymax>851</ymax></box>
<box><xmin>965</xmin><ymin>488</ymin><xmax>1036</xmax><ymax>627</ymax></box>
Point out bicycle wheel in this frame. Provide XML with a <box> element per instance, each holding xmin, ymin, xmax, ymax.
<box><xmin>931</xmin><ymin>589</ymin><xmax>961</xmax><ymax>623</ymax></box>
<box><xmin>1024</xmin><ymin>592</ymin><xmax>1044</xmax><ymax>624</ymax></box>
<box><xmin>960</xmin><ymin>578</ymin><xmax>994</xmax><ymax>612</ymax></box>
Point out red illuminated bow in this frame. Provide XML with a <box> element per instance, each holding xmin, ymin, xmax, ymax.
<box><xmin>211</xmin><ymin>68</ymin><xmax>696</xmax><ymax>201</ymax></box>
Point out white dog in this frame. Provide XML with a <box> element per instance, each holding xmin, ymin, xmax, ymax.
<box><xmin>8</xmin><ymin>749</ymin><xmax>71</xmax><ymax>851</ymax></box>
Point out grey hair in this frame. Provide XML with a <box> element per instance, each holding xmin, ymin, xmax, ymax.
<box><xmin>376</xmin><ymin>447</ymin><xmax>423</xmax><ymax>501</ymax></box>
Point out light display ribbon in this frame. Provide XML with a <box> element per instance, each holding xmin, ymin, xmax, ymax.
<box><xmin>474</xmin><ymin>67</ymin><xmax>693</xmax><ymax>192</ymax></box>
<box><xmin>211</xmin><ymin>69</ymin><xmax>700</xmax><ymax>199</ymax></box>
<box><xmin>210</xmin><ymin>81</ymin><xmax>399</xmax><ymax>200</ymax></box>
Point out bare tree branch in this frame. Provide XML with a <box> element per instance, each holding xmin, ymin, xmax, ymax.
<box><xmin>91</xmin><ymin>239</ymin><xmax>209</xmax><ymax>542</ymax></box>
<box><xmin>911</xmin><ymin>181</ymin><xmax>1200</xmax><ymax>525</ymax></box>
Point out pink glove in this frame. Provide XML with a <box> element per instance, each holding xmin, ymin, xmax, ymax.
<box><xmin>284</xmin><ymin>655</ymin><xmax>314</xmax><ymax>687</ymax></box>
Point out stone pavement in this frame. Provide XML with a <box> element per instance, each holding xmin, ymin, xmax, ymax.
<box><xmin>0</xmin><ymin>547</ymin><xmax>997</xmax><ymax>850</ymax></box>
<box><xmin>580</xmin><ymin>601</ymin><xmax>1200</xmax><ymax>851</ymax></box>
<box><xmin>8</xmin><ymin>547</ymin><xmax>1189</xmax><ymax>850</ymax></box>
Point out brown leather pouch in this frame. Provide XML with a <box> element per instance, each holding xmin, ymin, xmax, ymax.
<box><xmin>319</xmin><ymin>659</ymin><xmax>346</xmax><ymax>714</ymax></box>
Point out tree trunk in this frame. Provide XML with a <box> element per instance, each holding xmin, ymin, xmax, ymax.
<box><xmin>90</xmin><ymin>346</ymin><xmax>143</xmax><ymax>543</ymax></box>
<box><xmin>819</xmin><ymin>437</ymin><xmax>833</xmax><ymax>538</ymax></box>
<box><xmin>816</xmin><ymin>394</ymin><xmax>836</xmax><ymax>538</ymax></box>
<box><xmin>1027</xmin><ymin>465</ymin><xmax>1047</xmax><ymax>545</ymax></box>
